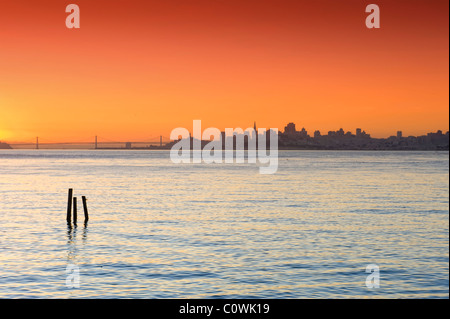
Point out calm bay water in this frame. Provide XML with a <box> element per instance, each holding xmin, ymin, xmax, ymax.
<box><xmin>0</xmin><ymin>150</ymin><xmax>448</xmax><ymax>298</ymax></box>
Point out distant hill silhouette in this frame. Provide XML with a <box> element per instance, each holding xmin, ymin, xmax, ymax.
<box><xmin>0</xmin><ymin>141</ymin><xmax>12</xmax><ymax>149</ymax></box>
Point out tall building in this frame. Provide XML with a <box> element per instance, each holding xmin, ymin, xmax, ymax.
<box><xmin>397</xmin><ymin>131</ymin><xmax>403</xmax><ymax>139</ymax></box>
<box><xmin>299</xmin><ymin>127</ymin><xmax>308</xmax><ymax>138</ymax></box>
<box><xmin>284</xmin><ymin>122</ymin><xmax>296</xmax><ymax>135</ymax></box>
<box><xmin>356</xmin><ymin>128</ymin><xmax>370</xmax><ymax>138</ymax></box>
<box><xmin>356</xmin><ymin>128</ymin><xmax>362</xmax><ymax>137</ymax></box>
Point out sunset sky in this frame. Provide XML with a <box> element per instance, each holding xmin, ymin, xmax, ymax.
<box><xmin>0</xmin><ymin>0</ymin><xmax>448</xmax><ymax>142</ymax></box>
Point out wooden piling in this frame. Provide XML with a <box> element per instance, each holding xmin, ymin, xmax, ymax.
<box><xmin>67</xmin><ymin>188</ymin><xmax>73</xmax><ymax>223</ymax></box>
<box><xmin>82</xmin><ymin>196</ymin><xmax>89</xmax><ymax>222</ymax></box>
<box><xmin>73</xmin><ymin>197</ymin><xmax>77</xmax><ymax>224</ymax></box>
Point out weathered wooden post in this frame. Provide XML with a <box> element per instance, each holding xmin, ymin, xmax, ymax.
<box><xmin>82</xmin><ymin>196</ymin><xmax>89</xmax><ymax>222</ymax></box>
<box><xmin>73</xmin><ymin>197</ymin><xmax>77</xmax><ymax>224</ymax></box>
<box><xmin>67</xmin><ymin>188</ymin><xmax>73</xmax><ymax>223</ymax></box>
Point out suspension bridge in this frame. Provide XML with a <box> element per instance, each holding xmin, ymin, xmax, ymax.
<box><xmin>6</xmin><ymin>135</ymin><xmax>173</xmax><ymax>150</ymax></box>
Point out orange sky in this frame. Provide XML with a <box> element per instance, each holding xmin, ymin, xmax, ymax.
<box><xmin>0</xmin><ymin>0</ymin><xmax>448</xmax><ymax>142</ymax></box>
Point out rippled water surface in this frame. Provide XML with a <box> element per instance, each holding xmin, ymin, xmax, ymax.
<box><xmin>0</xmin><ymin>150</ymin><xmax>448</xmax><ymax>298</ymax></box>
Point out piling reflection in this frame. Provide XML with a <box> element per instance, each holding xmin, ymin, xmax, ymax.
<box><xmin>82</xmin><ymin>221</ymin><xmax>88</xmax><ymax>243</ymax></box>
<box><xmin>66</xmin><ymin>222</ymin><xmax>77</xmax><ymax>264</ymax></box>
<box><xmin>66</xmin><ymin>221</ymin><xmax>89</xmax><ymax>263</ymax></box>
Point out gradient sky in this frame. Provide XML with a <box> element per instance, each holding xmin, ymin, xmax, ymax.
<box><xmin>0</xmin><ymin>0</ymin><xmax>448</xmax><ymax>142</ymax></box>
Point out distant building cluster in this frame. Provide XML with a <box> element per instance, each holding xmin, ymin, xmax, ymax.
<box><xmin>164</xmin><ymin>122</ymin><xmax>449</xmax><ymax>151</ymax></box>
<box><xmin>278</xmin><ymin>123</ymin><xmax>449</xmax><ymax>150</ymax></box>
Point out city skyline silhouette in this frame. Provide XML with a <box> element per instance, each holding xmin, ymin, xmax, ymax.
<box><xmin>1</xmin><ymin>121</ymin><xmax>448</xmax><ymax>150</ymax></box>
